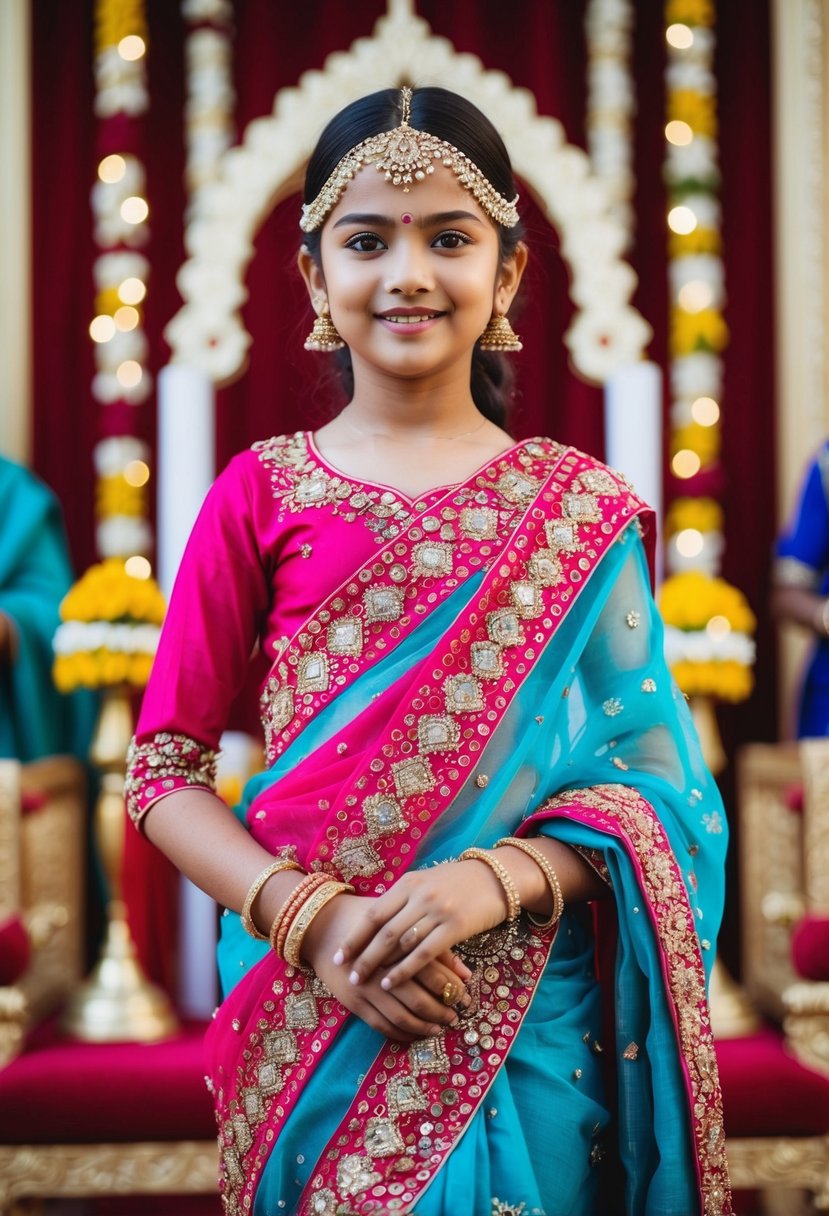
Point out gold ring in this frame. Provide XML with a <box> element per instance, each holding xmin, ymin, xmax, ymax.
<box><xmin>441</xmin><ymin>981</ymin><xmax>460</xmax><ymax>1006</ymax></box>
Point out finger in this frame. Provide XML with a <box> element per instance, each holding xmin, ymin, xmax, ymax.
<box><xmin>353</xmin><ymin>998</ymin><xmax>421</xmax><ymax>1043</ymax></box>
<box><xmin>348</xmin><ymin>913</ymin><xmax>437</xmax><ymax>985</ymax></box>
<box><xmin>414</xmin><ymin>960</ymin><xmax>471</xmax><ymax>1008</ymax></box>
<box><xmin>394</xmin><ymin>977</ymin><xmax>463</xmax><ymax>1027</ymax></box>
<box><xmin>332</xmin><ymin>891</ymin><xmax>408</xmax><ymax>966</ymax></box>
<box><xmin>374</xmin><ymin>989</ymin><xmax>450</xmax><ymax>1039</ymax></box>
<box><xmin>443</xmin><ymin>952</ymin><xmax>473</xmax><ymax>982</ymax></box>
<box><xmin>380</xmin><ymin>925</ymin><xmax>455</xmax><ymax>990</ymax></box>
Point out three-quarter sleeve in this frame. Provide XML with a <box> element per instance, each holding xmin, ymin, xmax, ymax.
<box><xmin>775</xmin><ymin>447</ymin><xmax>829</xmax><ymax>589</ymax></box>
<box><xmin>126</xmin><ymin>453</ymin><xmax>271</xmax><ymax>828</ymax></box>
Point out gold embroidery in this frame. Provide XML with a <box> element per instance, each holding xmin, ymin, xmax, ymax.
<box><xmin>578</xmin><ymin>467</ymin><xmax>620</xmax><ymax>495</ymax></box>
<box><xmin>386</xmin><ymin>1074</ymin><xmax>428</xmax><ymax>1115</ymax></box>
<box><xmin>460</xmin><ymin>505</ymin><xmax>499</xmax><ymax>539</ymax></box>
<box><xmin>510</xmin><ymin>580</ymin><xmax>542</xmax><ymax>619</ymax></box>
<box><xmin>487</xmin><ymin>609</ymin><xmax>524</xmax><ymax>648</ymax></box>
<box><xmin>444</xmin><ymin>673</ymin><xmax>485</xmax><ymax>714</ymax></box>
<box><xmin>623</xmin><ymin>1041</ymin><xmax>639</xmax><ymax>1060</ymax></box>
<box><xmin>392</xmin><ymin>756</ymin><xmax>436</xmax><ymax>798</ymax></box>
<box><xmin>297</xmin><ymin>652</ymin><xmax>330</xmax><ymax>693</ymax></box>
<box><xmin>363</xmin><ymin>585</ymin><xmax>404</xmax><ymax>622</ymax></box>
<box><xmin>327</xmin><ymin>617</ymin><xmax>363</xmax><ymax>656</ymax></box>
<box><xmin>470</xmin><ymin>641</ymin><xmax>504</xmax><ymax>680</ymax></box>
<box><xmin>528</xmin><ymin>548</ymin><xmax>562</xmax><ymax>587</ymax></box>
<box><xmin>362</xmin><ymin>793</ymin><xmax>406</xmax><ymax>838</ymax></box>
<box><xmin>364</xmin><ymin>1117</ymin><xmax>405</xmax><ymax>1158</ymax></box>
<box><xmin>563</xmin><ymin>490</ymin><xmax>601</xmax><ymax>523</ymax></box>
<box><xmin>412</xmin><ymin>540</ymin><xmax>454</xmax><ymax>578</ymax></box>
<box><xmin>308</xmin><ymin>1188</ymin><xmax>338</xmax><ymax>1215</ymax></box>
<box><xmin>417</xmin><ymin>714</ymin><xmax>461</xmax><ymax>753</ymax></box>
<box><xmin>333</xmin><ymin>836</ymin><xmax>382</xmax><ymax>879</ymax></box>
<box><xmin>408</xmin><ymin>1036</ymin><xmax>450</xmax><ymax>1076</ymax></box>
<box><xmin>284</xmin><ymin>992</ymin><xmax>319</xmax><ymax>1030</ymax></box>
<box><xmin>544</xmin><ymin>518</ymin><xmax>583</xmax><ymax>555</ymax></box>
<box><xmin>495</xmin><ymin>469</ymin><xmax>538</xmax><ymax>503</ymax></box>
<box><xmin>337</xmin><ymin>1153</ymin><xmax>382</xmax><ymax>1196</ymax></box>
<box><xmin>125</xmin><ymin>731</ymin><xmax>217</xmax><ymax>824</ymax></box>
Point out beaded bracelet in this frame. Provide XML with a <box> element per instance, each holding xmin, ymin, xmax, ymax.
<box><xmin>495</xmin><ymin>836</ymin><xmax>565</xmax><ymax>930</ymax></box>
<box><xmin>459</xmin><ymin>847</ymin><xmax>521</xmax><ymax>921</ymax></box>
<box><xmin>269</xmin><ymin>872</ymin><xmax>331</xmax><ymax>957</ymax></box>
<box><xmin>241</xmin><ymin>857</ymin><xmax>305</xmax><ymax>940</ymax></box>
<box><xmin>282</xmin><ymin>880</ymin><xmax>354</xmax><ymax>968</ymax></box>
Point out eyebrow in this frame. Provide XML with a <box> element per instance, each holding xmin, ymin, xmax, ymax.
<box><xmin>332</xmin><ymin>210</ymin><xmax>485</xmax><ymax>229</ymax></box>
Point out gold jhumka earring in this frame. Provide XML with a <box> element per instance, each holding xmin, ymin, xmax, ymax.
<box><xmin>479</xmin><ymin>313</ymin><xmax>523</xmax><ymax>352</ymax></box>
<box><xmin>304</xmin><ymin>302</ymin><xmax>345</xmax><ymax>352</ymax></box>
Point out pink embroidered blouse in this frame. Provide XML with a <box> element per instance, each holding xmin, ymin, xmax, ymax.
<box><xmin>126</xmin><ymin>432</ymin><xmax>531</xmax><ymax>826</ymax></box>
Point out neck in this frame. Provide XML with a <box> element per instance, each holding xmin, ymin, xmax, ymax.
<box><xmin>344</xmin><ymin>356</ymin><xmax>485</xmax><ymax>438</ymax></box>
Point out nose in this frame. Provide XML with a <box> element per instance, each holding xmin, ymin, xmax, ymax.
<box><xmin>383</xmin><ymin>238</ymin><xmax>435</xmax><ymax>295</ymax></box>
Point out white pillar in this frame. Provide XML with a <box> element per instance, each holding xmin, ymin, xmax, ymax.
<box><xmin>604</xmin><ymin>360</ymin><xmax>663</xmax><ymax>581</ymax></box>
<box><xmin>157</xmin><ymin>362</ymin><xmax>219</xmax><ymax>1017</ymax></box>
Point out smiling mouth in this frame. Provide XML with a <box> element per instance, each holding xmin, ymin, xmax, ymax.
<box><xmin>377</xmin><ymin>312</ymin><xmax>445</xmax><ymax>324</ymax></box>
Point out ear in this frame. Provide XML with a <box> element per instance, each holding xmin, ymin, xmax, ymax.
<box><xmin>297</xmin><ymin>244</ymin><xmax>327</xmax><ymax>310</ymax></box>
<box><xmin>493</xmin><ymin>241</ymin><xmax>528</xmax><ymax>315</ymax></box>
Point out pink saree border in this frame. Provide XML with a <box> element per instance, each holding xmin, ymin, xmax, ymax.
<box><xmin>524</xmin><ymin>786</ymin><xmax>732</xmax><ymax>1216</ymax></box>
<box><xmin>207</xmin><ymin>449</ymin><xmax>651</xmax><ymax>1216</ymax></box>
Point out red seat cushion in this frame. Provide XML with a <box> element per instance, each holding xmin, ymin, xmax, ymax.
<box><xmin>717</xmin><ymin>1029</ymin><xmax>829</xmax><ymax>1136</ymax></box>
<box><xmin>0</xmin><ymin>1020</ymin><xmax>215</xmax><ymax>1144</ymax></box>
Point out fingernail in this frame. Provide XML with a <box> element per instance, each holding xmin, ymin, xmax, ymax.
<box><xmin>332</xmin><ymin>949</ymin><xmax>344</xmax><ymax>966</ymax></box>
<box><xmin>449</xmin><ymin>1016</ymin><xmax>460</xmax><ymax>1028</ymax></box>
<box><xmin>349</xmin><ymin>970</ymin><xmax>360</xmax><ymax>985</ymax></box>
<box><xmin>380</xmin><ymin>976</ymin><xmax>392</xmax><ymax>991</ymax></box>
<box><xmin>429</xmin><ymin>1025</ymin><xmax>442</xmax><ymax>1037</ymax></box>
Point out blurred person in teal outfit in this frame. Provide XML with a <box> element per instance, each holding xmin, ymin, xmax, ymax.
<box><xmin>0</xmin><ymin>455</ymin><xmax>96</xmax><ymax>761</ymax></box>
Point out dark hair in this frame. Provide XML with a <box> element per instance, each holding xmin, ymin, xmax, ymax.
<box><xmin>302</xmin><ymin>86</ymin><xmax>525</xmax><ymax>429</ymax></box>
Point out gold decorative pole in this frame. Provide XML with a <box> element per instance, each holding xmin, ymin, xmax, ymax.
<box><xmin>62</xmin><ymin>686</ymin><xmax>178</xmax><ymax>1042</ymax></box>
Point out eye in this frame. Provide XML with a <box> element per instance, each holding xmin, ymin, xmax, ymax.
<box><xmin>432</xmin><ymin>230</ymin><xmax>472</xmax><ymax>250</ymax></box>
<box><xmin>344</xmin><ymin>232</ymin><xmax>386</xmax><ymax>253</ymax></box>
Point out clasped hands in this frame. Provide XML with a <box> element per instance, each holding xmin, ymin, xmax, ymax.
<box><xmin>301</xmin><ymin>858</ymin><xmax>509</xmax><ymax>1043</ymax></box>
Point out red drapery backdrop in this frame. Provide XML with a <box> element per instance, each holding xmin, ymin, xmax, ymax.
<box><xmin>31</xmin><ymin>0</ymin><xmax>774</xmax><ymax>988</ymax></box>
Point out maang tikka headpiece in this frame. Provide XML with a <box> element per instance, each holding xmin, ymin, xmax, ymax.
<box><xmin>300</xmin><ymin>86</ymin><xmax>520</xmax><ymax>233</ymax></box>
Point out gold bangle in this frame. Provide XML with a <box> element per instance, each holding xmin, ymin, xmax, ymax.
<box><xmin>282</xmin><ymin>880</ymin><xmax>354</xmax><ymax>968</ymax></box>
<box><xmin>495</xmin><ymin>836</ymin><xmax>564</xmax><ymax>930</ymax></box>
<box><xmin>241</xmin><ymin>857</ymin><xmax>304</xmax><ymax>940</ymax></box>
<box><xmin>269</xmin><ymin>872</ymin><xmax>330</xmax><ymax>955</ymax></box>
<box><xmin>459</xmin><ymin>847</ymin><xmax>521</xmax><ymax>921</ymax></box>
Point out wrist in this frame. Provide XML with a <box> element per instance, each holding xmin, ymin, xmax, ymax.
<box><xmin>299</xmin><ymin>890</ymin><xmax>351</xmax><ymax>965</ymax></box>
<box><xmin>815</xmin><ymin>598</ymin><xmax>829</xmax><ymax>638</ymax></box>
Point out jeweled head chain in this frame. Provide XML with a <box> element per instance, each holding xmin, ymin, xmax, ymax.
<box><xmin>300</xmin><ymin>86</ymin><xmax>520</xmax><ymax>233</ymax></box>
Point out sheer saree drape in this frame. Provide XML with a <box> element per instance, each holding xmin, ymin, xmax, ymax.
<box><xmin>210</xmin><ymin>491</ymin><xmax>730</xmax><ymax>1215</ymax></box>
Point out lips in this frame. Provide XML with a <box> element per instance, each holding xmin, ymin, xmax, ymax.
<box><xmin>375</xmin><ymin>307</ymin><xmax>446</xmax><ymax>330</ymax></box>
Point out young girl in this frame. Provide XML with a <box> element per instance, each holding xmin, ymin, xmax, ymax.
<box><xmin>127</xmin><ymin>87</ymin><xmax>730</xmax><ymax>1216</ymax></box>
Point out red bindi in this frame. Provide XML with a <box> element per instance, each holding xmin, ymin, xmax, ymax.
<box><xmin>401</xmin><ymin>213</ymin><xmax>413</xmax><ymax>224</ymax></box>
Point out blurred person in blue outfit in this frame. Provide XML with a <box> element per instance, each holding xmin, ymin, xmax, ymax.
<box><xmin>773</xmin><ymin>440</ymin><xmax>829</xmax><ymax>736</ymax></box>
<box><xmin>0</xmin><ymin>454</ymin><xmax>96</xmax><ymax>761</ymax></box>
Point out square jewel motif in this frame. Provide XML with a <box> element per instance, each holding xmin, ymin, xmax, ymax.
<box><xmin>460</xmin><ymin>506</ymin><xmax>498</xmax><ymax>540</ymax></box>
<box><xmin>297</xmin><ymin>652</ymin><xmax>330</xmax><ymax>694</ymax></box>
<box><xmin>578</xmin><ymin>468</ymin><xmax>619</xmax><ymax>495</ymax></box>
<box><xmin>284</xmin><ymin>992</ymin><xmax>319</xmax><ymax>1031</ymax></box>
<box><xmin>529</xmin><ymin>548</ymin><xmax>562</xmax><ymax>587</ymax></box>
<box><xmin>495</xmin><ymin>470</ymin><xmax>538</xmax><ymax>503</ymax></box>
<box><xmin>417</xmin><ymin>714</ymin><xmax>460</xmax><ymax>753</ymax></box>
<box><xmin>309</xmin><ymin>1189</ymin><xmax>338</xmax><ymax>1216</ymax></box>
<box><xmin>242</xmin><ymin>1087</ymin><xmax>264</xmax><ymax>1122</ymax></box>
<box><xmin>444</xmin><ymin>674</ymin><xmax>484</xmax><ymax>714</ymax></box>
<box><xmin>364</xmin><ymin>1117</ymin><xmax>405</xmax><ymax>1159</ymax></box>
<box><xmin>392</xmin><ymin>756</ymin><xmax>435</xmax><ymax>799</ymax></box>
<box><xmin>327</xmin><ymin>617</ymin><xmax>363</xmax><ymax>656</ymax></box>
<box><xmin>257</xmin><ymin>1061</ymin><xmax>282</xmax><ymax>1096</ymax></box>
<box><xmin>363</xmin><ymin>585</ymin><xmax>404</xmax><ymax>623</ymax></box>
<box><xmin>510</xmin><ymin>581</ymin><xmax>542</xmax><ymax>619</ymax></box>
<box><xmin>486</xmin><ymin>610</ymin><xmax>523</xmax><ymax>648</ymax></box>
<box><xmin>386</xmin><ymin>1074</ymin><xmax>428</xmax><ymax>1115</ymax></box>
<box><xmin>363</xmin><ymin>793</ymin><xmax>406</xmax><ymax>838</ymax></box>
<box><xmin>470</xmin><ymin>641</ymin><xmax>503</xmax><ymax>679</ymax></box>
<box><xmin>337</xmin><ymin>1153</ymin><xmax>382</xmax><ymax>1197</ymax></box>
<box><xmin>334</xmin><ymin>836</ymin><xmax>382</xmax><ymax>880</ymax></box>
<box><xmin>232</xmin><ymin>1113</ymin><xmax>252</xmax><ymax>1154</ymax></box>
<box><xmin>264</xmin><ymin>1029</ymin><xmax>298</xmax><ymax>1066</ymax></box>
<box><xmin>412</xmin><ymin>541</ymin><xmax>454</xmax><ymax>579</ymax></box>
<box><xmin>563</xmin><ymin>490</ymin><xmax>601</xmax><ymax>523</ymax></box>
<box><xmin>409</xmin><ymin>1035</ymin><xmax>450</xmax><ymax>1077</ymax></box>
<box><xmin>545</xmin><ymin>519</ymin><xmax>582</xmax><ymax>554</ymax></box>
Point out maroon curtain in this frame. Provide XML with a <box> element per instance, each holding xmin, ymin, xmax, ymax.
<box><xmin>31</xmin><ymin>0</ymin><xmax>774</xmax><ymax>983</ymax></box>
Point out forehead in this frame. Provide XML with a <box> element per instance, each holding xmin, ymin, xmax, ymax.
<box><xmin>325</xmin><ymin>161</ymin><xmax>493</xmax><ymax>227</ymax></box>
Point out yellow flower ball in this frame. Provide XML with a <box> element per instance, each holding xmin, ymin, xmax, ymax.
<box><xmin>668</xmin><ymin>89</ymin><xmax>718</xmax><ymax>139</ymax></box>
<box><xmin>671</xmin><ymin>307</ymin><xmax>729</xmax><ymax>357</ymax></box>
<box><xmin>669</xmin><ymin>423</ymin><xmax>721</xmax><ymax>467</ymax></box>
<box><xmin>669</xmin><ymin>228</ymin><xmax>722</xmax><ymax>258</ymax></box>
<box><xmin>666</xmin><ymin>0</ymin><xmax>714</xmax><ymax>26</ymax></box>
<box><xmin>665</xmin><ymin>497</ymin><xmax>723</xmax><ymax>537</ymax></box>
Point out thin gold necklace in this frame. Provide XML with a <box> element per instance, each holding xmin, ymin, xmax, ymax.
<box><xmin>342</xmin><ymin>410</ymin><xmax>489</xmax><ymax>443</ymax></box>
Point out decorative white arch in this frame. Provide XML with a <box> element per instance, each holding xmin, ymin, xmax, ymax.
<box><xmin>164</xmin><ymin>0</ymin><xmax>651</xmax><ymax>388</ymax></box>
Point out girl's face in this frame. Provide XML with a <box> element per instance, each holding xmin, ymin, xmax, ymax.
<box><xmin>299</xmin><ymin>164</ymin><xmax>525</xmax><ymax>387</ymax></box>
